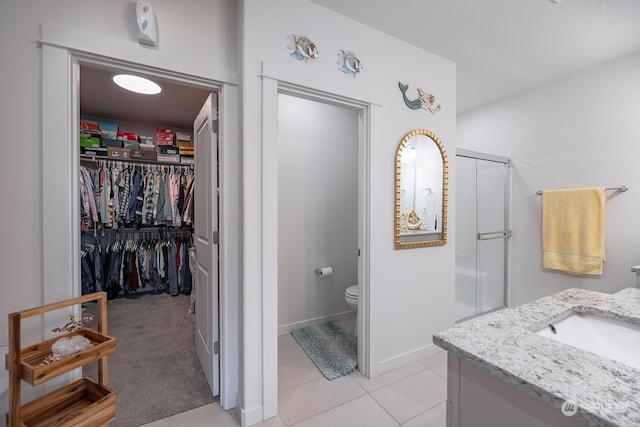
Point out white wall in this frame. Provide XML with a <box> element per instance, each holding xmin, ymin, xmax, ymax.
<box><xmin>457</xmin><ymin>51</ymin><xmax>640</xmax><ymax>306</ymax></box>
<box><xmin>241</xmin><ymin>0</ymin><xmax>456</xmax><ymax>423</ymax></box>
<box><xmin>277</xmin><ymin>94</ymin><xmax>358</xmax><ymax>332</ymax></box>
<box><xmin>0</xmin><ymin>0</ymin><xmax>238</xmax><ymax>421</ymax></box>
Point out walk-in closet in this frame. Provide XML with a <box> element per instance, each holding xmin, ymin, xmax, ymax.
<box><xmin>78</xmin><ymin>63</ymin><xmax>218</xmax><ymax>426</ymax></box>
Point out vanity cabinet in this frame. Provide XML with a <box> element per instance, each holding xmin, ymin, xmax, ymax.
<box><xmin>446</xmin><ymin>353</ymin><xmax>585</xmax><ymax>427</ymax></box>
<box><xmin>6</xmin><ymin>292</ymin><xmax>116</xmax><ymax>426</ymax></box>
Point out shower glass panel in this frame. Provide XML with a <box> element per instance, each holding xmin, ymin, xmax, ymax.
<box><xmin>455</xmin><ymin>151</ymin><xmax>510</xmax><ymax>322</ymax></box>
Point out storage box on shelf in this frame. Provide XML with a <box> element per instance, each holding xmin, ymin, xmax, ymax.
<box><xmin>6</xmin><ymin>292</ymin><xmax>116</xmax><ymax>427</ymax></box>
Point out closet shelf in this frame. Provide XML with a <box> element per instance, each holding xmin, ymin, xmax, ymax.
<box><xmin>80</xmin><ymin>154</ymin><xmax>194</xmax><ymax>168</ymax></box>
<box><xmin>14</xmin><ymin>329</ymin><xmax>115</xmax><ymax>386</ymax></box>
<box><xmin>20</xmin><ymin>377</ymin><xmax>115</xmax><ymax>427</ymax></box>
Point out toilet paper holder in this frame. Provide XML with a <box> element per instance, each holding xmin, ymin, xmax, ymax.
<box><xmin>315</xmin><ymin>267</ymin><xmax>334</xmax><ymax>277</ymax></box>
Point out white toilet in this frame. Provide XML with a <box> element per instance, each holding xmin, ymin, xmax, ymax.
<box><xmin>345</xmin><ymin>285</ymin><xmax>358</xmax><ymax>336</ymax></box>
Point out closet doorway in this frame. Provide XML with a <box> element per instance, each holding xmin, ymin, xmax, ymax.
<box><xmin>78</xmin><ymin>62</ymin><xmax>221</xmax><ymax>424</ymax></box>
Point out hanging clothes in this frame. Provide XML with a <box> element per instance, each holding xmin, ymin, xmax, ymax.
<box><xmin>80</xmin><ymin>229</ymin><xmax>194</xmax><ymax>298</ymax></box>
<box><xmin>79</xmin><ymin>160</ymin><xmax>195</xmax><ymax>230</ymax></box>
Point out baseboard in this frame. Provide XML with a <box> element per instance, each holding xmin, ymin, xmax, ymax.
<box><xmin>373</xmin><ymin>343</ymin><xmax>442</xmax><ymax>377</ymax></box>
<box><xmin>237</xmin><ymin>395</ymin><xmax>264</xmax><ymax>427</ymax></box>
<box><xmin>277</xmin><ymin>310</ymin><xmax>356</xmax><ymax>336</ymax></box>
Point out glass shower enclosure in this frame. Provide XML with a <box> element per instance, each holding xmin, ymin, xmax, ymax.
<box><xmin>455</xmin><ymin>150</ymin><xmax>510</xmax><ymax>322</ymax></box>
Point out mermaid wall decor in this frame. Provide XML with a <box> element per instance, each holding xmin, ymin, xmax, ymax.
<box><xmin>398</xmin><ymin>81</ymin><xmax>442</xmax><ymax>114</ymax></box>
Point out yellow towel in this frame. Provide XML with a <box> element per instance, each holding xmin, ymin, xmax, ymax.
<box><xmin>542</xmin><ymin>188</ymin><xmax>605</xmax><ymax>275</ymax></box>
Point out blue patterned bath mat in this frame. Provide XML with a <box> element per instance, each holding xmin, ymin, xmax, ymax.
<box><xmin>291</xmin><ymin>321</ymin><xmax>357</xmax><ymax>380</ymax></box>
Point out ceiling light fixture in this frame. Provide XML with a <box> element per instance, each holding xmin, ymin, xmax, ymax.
<box><xmin>112</xmin><ymin>74</ymin><xmax>161</xmax><ymax>95</ymax></box>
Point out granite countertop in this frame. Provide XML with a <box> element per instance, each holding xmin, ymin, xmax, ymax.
<box><xmin>433</xmin><ymin>287</ymin><xmax>640</xmax><ymax>427</ymax></box>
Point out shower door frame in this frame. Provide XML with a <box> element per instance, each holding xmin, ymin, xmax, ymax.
<box><xmin>455</xmin><ymin>149</ymin><xmax>511</xmax><ymax>323</ymax></box>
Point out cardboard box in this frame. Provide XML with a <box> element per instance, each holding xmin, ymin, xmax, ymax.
<box><xmin>107</xmin><ymin>147</ymin><xmax>130</xmax><ymax>159</ymax></box>
<box><xmin>130</xmin><ymin>149</ymin><xmax>157</xmax><ymax>161</ymax></box>
<box><xmin>80</xmin><ymin>121</ymin><xmax>99</xmax><ymax>131</ymax></box>
<box><xmin>176</xmin><ymin>139</ymin><xmax>194</xmax><ymax>148</ymax></box>
<box><xmin>116</xmin><ymin>131</ymin><xmax>139</xmax><ymax>141</ymax></box>
<box><xmin>158</xmin><ymin>145</ymin><xmax>179</xmax><ymax>155</ymax></box>
<box><xmin>139</xmin><ymin>135</ymin><xmax>154</xmax><ymax>144</ymax></box>
<box><xmin>139</xmin><ymin>143</ymin><xmax>156</xmax><ymax>150</ymax></box>
<box><xmin>81</xmin><ymin>129</ymin><xmax>101</xmax><ymax>138</ymax></box>
<box><xmin>156</xmin><ymin>153</ymin><xmax>181</xmax><ymax>163</ymax></box>
<box><xmin>175</xmin><ymin>132</ymin><xmax>192</xmax><ymax>141</ymax></box>
<box><xmin>179</xmin><ymin>147</ymin><xmax>194</xmax><ymax>156</ymax></box>
<box><xmin>98</xmin><ymin>122</ymin><xmax>118</xmax><ymax>132</ymax></box>
<box><xmin>101</xmin><ymin>138</ymin><xmax>122</xmax><ymax>148</ymax></box>
<box><xmin>80</xmin><ymin>136</ymin><xmax>101</xmax><ymax>148</ymax></box>
<box><xmin>82</xmin><ymin>147</ymin><xmax>108</xmax><ymax>157</ymax></box>
<box><xmin>123</xmin><ymin>141</ymin><xmax>140</xmax><ymax>150</ymax></box>
<box><xmin>101</xmin><ymin>130</ymin><xmax>117</xmax><ymax>140</ymax></box>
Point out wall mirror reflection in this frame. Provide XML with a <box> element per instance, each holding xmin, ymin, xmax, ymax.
<box><xmin>395</xmin><ymin>129</ymin><xmax>448</xmax><ymax>249</ymax></box>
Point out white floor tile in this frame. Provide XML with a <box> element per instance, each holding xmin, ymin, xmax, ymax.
<box><xmin>252</xmin><ymin>415</ymin><xmax>286</xmax><ymax>427</ymax></box>
<box><xmin>279</xmin><ymin>357</ymin><xmax>324</xmax><ymax>390</ymax></box>
<box><xmin>351</xmin><ymin>361</ymin><xmax>425</xmax><ymax>393</ymax></box>
<box><xmin>279</xmin><ymin>375</ymin><xmax>366</xmax><ymax>425</ymax></box>
<box><xmin>417</xmin><ymin>351</ymin><xmax>447</xmax><ymax>370</ymax></box>
<box><xmin>279</xmin><ymin>340</ymin><xmax>308</xmax><ymax>365</ymax></box>
<box><xmin>279</xmin><ymin>333</ymin><xmax>296</xmax><ymax>346</ymax></box>
<box><xmin>370</xmin><ymin>370</ymin><xmax>446</xmax><ymax>424</ymax></box>
<box><xmin>167</xmin><ymin>403</ymin><xmax>240</xmax><ymax>427</ymax></box>
<box><xmin>291</xmin><ymin>395</ymin><xmax>399</xmax><ymax>427</ymax></box>
<box><xmin>401</xmin><ymin>402</ymin><xmax>446</xmax><ymax>427</ymax></box>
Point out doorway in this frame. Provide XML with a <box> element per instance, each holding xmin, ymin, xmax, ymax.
<box><xmin>259</xmin><ymin>78</ymin><xmax>371</xmax><ymax>419</ymax></box>
<box><xmin>455</xmin><ymin>149</ymin><xmax>511</xmax><ymax>322</ymax></box>
<box><xmin>40</xmin><ymin>41</ymin><xmax>238</xmax><ymax>423</ymax></box>
<box><xmin>77</xmin><ymin>62</ymin><xmax>219</xmax><ymax>423</ymax></box>
<box><xmin>276</xmin><ymin>93</ymin><xmax>359</xmax><ymax>334</ymax></box>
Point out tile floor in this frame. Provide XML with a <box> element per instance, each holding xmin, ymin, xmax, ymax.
<box><xmin>142</xmin><ymin>318</ymin><xmax>447</xmax><ymax>427</ymax></box>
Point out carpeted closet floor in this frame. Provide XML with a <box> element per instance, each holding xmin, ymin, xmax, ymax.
<box><xmin>83</xmin><ymin>292</ymin><xmax>214</xmax><ymax>426</ymax></box>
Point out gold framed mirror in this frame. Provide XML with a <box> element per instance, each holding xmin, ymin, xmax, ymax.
<box><xmin>394</xmin><ymin>129</ymin><xmax>448</xmax><ymax>249</ymax></box>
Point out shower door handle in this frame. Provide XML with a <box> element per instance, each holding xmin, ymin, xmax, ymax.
<box><xmin>477</xmin><ymin>230</ymin><xmax>511</xmax><ymax>241</ymax></box>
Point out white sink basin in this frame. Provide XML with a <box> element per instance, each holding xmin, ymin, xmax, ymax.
<box><xmin>537</xmin><ymin>312</ymin><xmax>640</xmax><ymax>370</ymax></box>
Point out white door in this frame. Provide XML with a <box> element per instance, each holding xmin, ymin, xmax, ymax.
<box><xmin>194</xmin><ymin>93</ymin><xmax>220</xmax><ymax>397</ymax></box>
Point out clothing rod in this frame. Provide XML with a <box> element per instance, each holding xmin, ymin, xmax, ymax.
<box><xmin>84</xmin><ymin>226</ymin><xmax>192</xmax><ymax>235</ymax></box>
<box><xmin>536</xmin><ymin>186</ymin><xmax>628</xmax><ymax>196</ymax></box>
<box><xmin>80</xmin><ymin>154</ymin><xmax>194</xmax><ymax>170</ymax></box>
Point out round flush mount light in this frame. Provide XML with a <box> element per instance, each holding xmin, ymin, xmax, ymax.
<box><xmin>112</xmin><ymin>74</ymin><xmax>161</xmax><ymax>95</ymax></box>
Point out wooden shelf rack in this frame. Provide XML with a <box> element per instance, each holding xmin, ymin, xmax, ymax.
<box><xmin>6</xmin><ymin>292</ymin><xmax>116</xmax><ymax>427</ymax></box>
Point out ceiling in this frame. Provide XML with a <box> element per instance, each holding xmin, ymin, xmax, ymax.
<box><xmin>81</xmin><ymin>0</ymin><xmax>640</xmax><ymax>124</ymax></box>
<box><xmin>80</xmin><ymin>65</ymin><xmax>210</xmax><ymax>129</ymax></box>
<box><xmin>310</xmin><ymin>0</ymin><xmax>640</xmax><ymax>112</ymax></box>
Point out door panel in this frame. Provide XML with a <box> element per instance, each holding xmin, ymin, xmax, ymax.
<box><xmin>194</xmin><ymin>93</ymin><xmax>219</xmax><ymax>397</ymax></box>
<box><xmin>455</xmin><ymin>154</ymin><xmax>509</xmax><ymax>322</ymax></box>
<box><xmin>476</xmin><ymin>159</ymin><xmax>507</xmax><ymax>314</ymax></box>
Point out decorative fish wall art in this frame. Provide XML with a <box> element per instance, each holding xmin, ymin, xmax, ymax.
<box><xmin>287</xmin><ymin>34</ymin><xmax>319</xmax><ymax>62</ymax></box>
<box><xmin>337</xmin><ymin>50</ymin><xmax>363</xmax><ymax>77</ymax></box>
<box><xmin>398</xmin><ymin>82</ymin><xmax>442</xmax><ymax>114</ymax></box>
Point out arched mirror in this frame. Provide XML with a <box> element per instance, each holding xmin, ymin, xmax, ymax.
<box><xmin>395</xmin><ymin>129</ymin><xmax>448</xmax><ymax>249</ymax></box>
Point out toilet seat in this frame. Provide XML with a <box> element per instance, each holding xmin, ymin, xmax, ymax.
<box><xmin>345</xmin><ymin>285</ymin><xmax>358</xmax><ymax>298</ymax></box>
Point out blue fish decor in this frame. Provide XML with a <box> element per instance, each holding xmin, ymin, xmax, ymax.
<box><xmin>398</xmin><ymin>82</ymin><xmax>442</xmax><ymax>114</ymax></box>
<box><xmin>287</xmin><ymin>34</ymin><xmax>319</xmax><ymax>62</ymax></box>
<box><xmin>337</xmin><ymin>50</ymin><xmax>363</xmax><ymax>77</ymax></box>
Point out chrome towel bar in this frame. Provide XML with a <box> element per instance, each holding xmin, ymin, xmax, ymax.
<box><xmin>536</xmin><ymin>186</ymin><xmax>628</xmax><ymax>196</ymax></box>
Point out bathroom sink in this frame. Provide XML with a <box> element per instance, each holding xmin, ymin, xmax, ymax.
<box><xmin>537</xmin><ymin>312</ymin><xmax>640</xmax><ymax>370</ymax></box>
